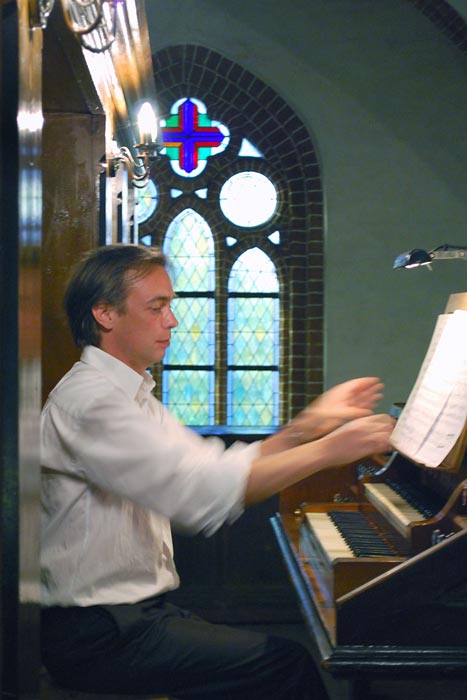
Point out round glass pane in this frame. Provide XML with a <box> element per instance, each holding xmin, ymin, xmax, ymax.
<box><xmin>134</xmin><ymin>179</ymin><xmax>158</xmax><ymax>224</ymax></box>
<box><xmin>219</xmin><ymin>171</ymin><xmax>277</xmax><ymax>227</ymax></box>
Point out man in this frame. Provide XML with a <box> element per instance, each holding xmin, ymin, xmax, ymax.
<box><xmin>41</xmin><ymin>244</ymin><xmax>394</xmax><ymax>700</ymax></box>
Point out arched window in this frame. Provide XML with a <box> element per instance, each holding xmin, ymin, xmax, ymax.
<box><xmin>140</xmin><ymin>98</ymin><xmax>282</xmax><ymax>428</ymax></box>
<box><xmin>227</xmin><ymin>248</ymin><xmax>280</xmax><ymax>427</ymax></box>
<box><xmin>138</xmin><ymin>47</ymin><xmax>324</xmax><ymax>432</ymax></box>
<box><xmin>162</xmin><ymin>208</ymin><xmax>216</xmax><ymax>425</ymax></box>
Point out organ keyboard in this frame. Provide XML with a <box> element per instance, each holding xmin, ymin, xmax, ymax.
<box><xmin>271</xmin><ymin>294</ymin><xmax>467</xmax><ymax>700</ymax></box>
<box><xmin>363</xmin><ymin>482</ymin><xmax>427</xmax><ymax>532</ymax></box>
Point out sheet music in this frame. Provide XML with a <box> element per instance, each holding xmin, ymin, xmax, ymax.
<box><xmin>390</xmin><ymin>309</ymin><xmax>467</xmax><ymax>467</ymax></box>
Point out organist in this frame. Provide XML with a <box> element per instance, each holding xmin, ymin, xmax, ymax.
<box><xmin>40</xmin><ymin>244</ymin><xmax>394</xmax><ymax>700</ymax></box>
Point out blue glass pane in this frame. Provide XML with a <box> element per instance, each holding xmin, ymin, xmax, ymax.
<box><xmin>164</xmin><ymin>297</ymin><xmax>215</xmax><ymax>365</ymax></box>
<box><xmin>227</xmin><ymin>297</ymin><xmax>279</xmax><ymax>365</ymax></box>
<box><xmin>228</xmin><ymin>247</ymin><xmax>279</xmax><ymax>293</ymax></box>
<box><xmin>163</xmin><ymin>208</ymin><xmax>215</xmax><ymax>291</ymax></box>
<box><xmin>162</xmin><ymin>369</ymin><xmax>215</xmax><ymax>425</ymax></box>
<box><xmin>227</xmin><ymin>370</ymin><xmax>279</xmax><ymax>427</ymax></box>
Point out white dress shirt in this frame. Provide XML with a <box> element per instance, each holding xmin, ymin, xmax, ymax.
<box><xmin>41</xmin><ymin>345</ymin><xmax>259</xmax><ymax>607</ymax></box>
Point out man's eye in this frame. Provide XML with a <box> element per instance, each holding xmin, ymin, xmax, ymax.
<box><xmin>151</xmin><ymin>307</ymin><xmax>162</xmax><ymax>313</ymax></box>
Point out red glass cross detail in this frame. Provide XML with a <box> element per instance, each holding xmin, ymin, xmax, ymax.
<box><xmin>161</xmin><ymin>100</ymin><xmax>224</xmax><ymax>173</ymax></box>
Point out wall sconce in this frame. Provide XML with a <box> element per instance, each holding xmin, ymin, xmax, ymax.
<box><xmin>108</xmin><ymin>102</ymin><xmax>159</xmax><ymax>187</ymax></box>
<box><xmin>393</xmin><ymin>244</ymin><xmax>467</xmax><ymax>270</ymax></box>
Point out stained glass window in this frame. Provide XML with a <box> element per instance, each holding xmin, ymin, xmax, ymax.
<box><xmin>228</xmin><ymin>248</ymin><xmax>279</xmax><ymax>294</ymax></box>
<box><xmin>162</xmin><ymin>209</ymin><xmax>216</xmax><ymax>425</ymax></box>
<box><xmin>160</xmin><ymin>98</ymin><xmax>229</xmax><ymax>178</ymax></box>
<box><xmin>227</xmin><ymin>249</ymin><xmax>279</xmax><ymax>426</ymax></box>
<box><xmin>134</xmin><ymin>179</ymin><xmax>158</xmax><ymax>224</ymax></box>
<box><xmin>142</xmin><ymin>97</ymin><xmax>283</xmax><ymax>429</ymax></box>
<box><xmin>220</xmin><ymin>172</ymin><xmax>277</xmax><ymax>228</ymax></box>
<box><xmin>163</xmin><ymin>209</ymin><xmax>215</xmax><ymax>291</ymax></box>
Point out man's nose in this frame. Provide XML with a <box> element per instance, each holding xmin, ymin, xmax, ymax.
<box><xmin>162</xmin><ymin>306</ymin><xmax>178</xmax><ymax>328</ymax></box>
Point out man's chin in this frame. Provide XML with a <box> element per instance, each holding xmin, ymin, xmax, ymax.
<box><xmin>147</xmin><ymin>354</ymin><xmax>166</xmax><ymax>367</ymax></box>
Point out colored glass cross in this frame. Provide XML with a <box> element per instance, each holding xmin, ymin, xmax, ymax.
<box><xmin>161</xmin><ymin>100</ymin><xmax>225</xmax><ymax>173</ymax></box>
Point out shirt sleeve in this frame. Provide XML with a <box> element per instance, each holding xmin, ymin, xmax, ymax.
<box><xmin>42</xmin><ymin>384</ymin><xmax>260</xmax><ymax>536</ymax></box>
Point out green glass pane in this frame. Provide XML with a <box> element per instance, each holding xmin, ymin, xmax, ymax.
<box><xmin>163</xmin><ymin>208</ymin><xmax>215</xmax><ymax>291</ymax></box>
<box><xmin>228</xmin><ymin>247</ymin><xmax>278</xmax><ymax>293</ymax></box>
<box><xmin>228</xmin><ymin>297</ymin><xmax>278</xmax><ymax>365</ymax></box>
<box><xmin>227</xmin><ymin>370</ymin><xmax>278</xmax><ymax>426</ymax></box>
<box><xmin>163</xmin><ymin>369</ymin><xmax>214</xmax><ymax>425</ymax></box>
<box><xmin>165</xmin><ymin>297</ymin><xmax>215</xmax><ymax>365</ymax></box>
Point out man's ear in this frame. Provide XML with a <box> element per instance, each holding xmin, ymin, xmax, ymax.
<box><xmin>91</xmin><ymin>303</ymin><xmax>117</xmax><ymax>331</ymax></box>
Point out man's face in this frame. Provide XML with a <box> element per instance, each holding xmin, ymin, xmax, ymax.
<box><xmin>95</xmin><ymin>266</ymin><xmax>179</xmax><ymax>374</ymax></box>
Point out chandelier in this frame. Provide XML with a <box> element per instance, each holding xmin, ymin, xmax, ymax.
<box><xmin>30</xmin><ymin>0</ymin><xmax>122</xmax><ymax>53</ymax></box>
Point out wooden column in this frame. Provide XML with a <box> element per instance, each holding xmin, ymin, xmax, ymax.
<box><xmin>41</xmin><ymin>2</ymin><xmax>106</xmax><ymax>402</ymax></box>
<box><xmin>42</xmin><ymin>112</ymin><xmax>105</xmax><ymax>402</ymax></box>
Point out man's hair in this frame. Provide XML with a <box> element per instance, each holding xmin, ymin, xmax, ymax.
<box><xmin>64</xmin><ymin>244</ymin><xmax>168</xmax><ymax>348</ymax></box>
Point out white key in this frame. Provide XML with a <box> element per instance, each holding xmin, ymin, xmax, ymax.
<box><xmin>304</xmin><ymin>512</ymin><xmax>354</xmax><ymax>559</ymax></box>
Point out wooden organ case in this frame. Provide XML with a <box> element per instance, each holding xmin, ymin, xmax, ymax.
<box><xmin>271</xmin><ymin>295</ymin><xmax>467</xmax><ymax>700</ymax></box>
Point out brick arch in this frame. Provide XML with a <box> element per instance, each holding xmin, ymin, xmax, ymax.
<box><xmin>150</xmin><ymin>44</ymin><xmax>324</xmax><ymax>417</ymax></box>
<box><xmin>408</xmin><ymin>0</ymin><xmax>467</xmax><ymax>53</ymax></box>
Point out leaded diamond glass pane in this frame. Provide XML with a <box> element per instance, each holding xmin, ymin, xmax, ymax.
<box><xmin>165</xmin><ymin>297</ymin><xmax>215</xmax><ymax>365</ymax></box>
<box><xmin>227</xmin><ymin>297</ymin><xmax>279</xmax><ymax>365</ymax></box>
<box><xmin>227</xmin><ymin>370</ymin><xmax>279</xmax><ymax>426</ymax></box>
<box><xmin>228</xmin><ymin>247</ymin><xmax>279</xmax><ymax>293</ymax></box>
<box><xmin>163</xmin><ymin>209</ymin><xmax>215</xmax><ymax>291</ymax></box>
<box><xmin>162</xmin><ymin>369</ymin><xmax>214</xmax><ymax>425</ymax></box>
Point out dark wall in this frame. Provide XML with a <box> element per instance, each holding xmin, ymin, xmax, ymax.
<box><xmin>1</xmin><ymin>2</ymin><xmax>42</xmax><ymax>695</ymax></box>
<box><xmin>1</xmin><ymin>6</ymin><xmax>20</xmax><ymax>695</ymax></box>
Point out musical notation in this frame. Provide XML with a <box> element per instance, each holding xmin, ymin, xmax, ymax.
<box><xmin>391</xmin><ymin>309</ymin><xmax>467</xmax><ymax>467</ymax></box>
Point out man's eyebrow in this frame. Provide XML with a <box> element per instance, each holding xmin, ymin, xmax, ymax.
<box><xmin>145</xmin><ymin>293</ymin><xmax>177</xmax><ymax>304</ymax></box>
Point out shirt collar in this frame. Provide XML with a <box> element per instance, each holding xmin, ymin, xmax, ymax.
<box><xmin>80</xmin><ymin>345</ymin><xmax>156</xmax><ymax>403</ymax></box>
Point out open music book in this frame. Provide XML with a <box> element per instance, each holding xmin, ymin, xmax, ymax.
<box><xmin>390</xmin><ymin>308</ymin><xmax>467</xmax><ymax>467</ymax></box>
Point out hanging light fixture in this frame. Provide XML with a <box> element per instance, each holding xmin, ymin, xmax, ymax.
<box><xmin>29</xmin><ymin>0</ymin><xmax>56</xmax><ymax>28</ymax></box>
<box><xmin>30</xmin><ymin>0</ymin><xmax>118</xmax><ymax>45</ymax></box>
<box><xmin>30</xmin><ymin>0</ymin><xmax>159</xmax><ymax>185</ymax></box>
<box><xmin>59</xmin><ymin>0</ymin><xmax>123</xmax><ymax>53</ymax></box>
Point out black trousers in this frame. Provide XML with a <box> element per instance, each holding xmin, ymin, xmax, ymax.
<box><xmin>41</xmin><ymin>596</ymin><xmax>328</xmax><ymax>700</ymax></box>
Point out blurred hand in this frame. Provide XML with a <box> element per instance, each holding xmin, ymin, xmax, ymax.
<box><xmin>249</xmin><ymin>412</ymin><xmax>396</xmax><ymax>504</ymax></box>
<box><xmin>318</xmin><ymin>413</ymin><xmax>396</xmax><ymax>467</ymax></box>
<box><xmin>289</xmin><ymin>377</ymin><xmax>384</xmax><ymax>441</ymax></box>
<box><xmin>311</xmin><ymin>376</ymin><xmax>384</xmax><ymax>419</ymax></box>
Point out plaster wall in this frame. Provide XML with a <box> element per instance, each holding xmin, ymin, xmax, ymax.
<box><xmin>147</xmin><ymin>0</ymin><xmax>467</xmax><ymax>407</ymax></box>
